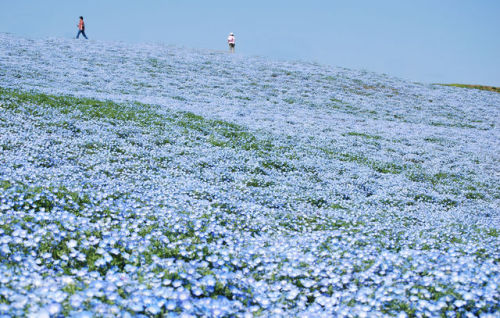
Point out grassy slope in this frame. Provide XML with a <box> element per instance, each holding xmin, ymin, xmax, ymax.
<box><xmin>440</xmin><ymin>83</ymin><xmax>500</xmax><ymax>93</ymax></box>
<box><xmin>0</xmin><ymin>33</ymin><xmax>499</xmax><ymax>316</ymax></box>
<box><xmin>1</xmin><ymin>85</ymin><xmax>498</xmax><ymax>316</ymax></box>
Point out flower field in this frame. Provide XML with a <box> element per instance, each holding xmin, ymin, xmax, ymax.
<box><xmin>0</xmin><ymin>33</ymin><xmax>499</xmax><ymax>317</ymax></box>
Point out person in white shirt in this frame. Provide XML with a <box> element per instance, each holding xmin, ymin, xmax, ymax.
<box><xmin>227</xmin><ymin>33</ymin><xmax>235</xmax><ymax>53</ymax></box>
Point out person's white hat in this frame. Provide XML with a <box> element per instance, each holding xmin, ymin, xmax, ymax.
<box><xmin>230</xmin><ymin>32</ymin><xmax>234</xmax><ymax>36</ymax></box>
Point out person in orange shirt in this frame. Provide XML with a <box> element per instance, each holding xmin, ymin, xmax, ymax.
<box><xmin>76</xmin><ymin>16</ymin><xmax>88</xmax><ymax>39</ymax></box>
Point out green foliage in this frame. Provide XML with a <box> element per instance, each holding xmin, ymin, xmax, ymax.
<box><xmin>337</xmin><ymin>152</ymin><xmax>403</xmax><ymax>174</ymax></box>
<box><xmin>329</xmin><ymin>203</ymin><xmax>346</xmax><ymax>210</ymax></box>
<box><xmin>306</xmin><ymin>197</ymin><xmax>329</xmax><ymax>208</ymax></box>
<box><xmin>172</xmin><ymin>95</ymin><xmax>187</xmax><ymax>101</ymax></box>
<box><xmin>0</xmin><ymin>87</ymin><xmax>279</xmax><ymax>157</ymax></box>
<box><xmin>413</xmin><ymin>194</ymin><xmax>435</xmax><ymax>203</ymax></box>
<box><xmin>188</xmin><ymin>190</ymin><xmax>216</xmax><ymax>202</ymax></box>
<box><xmin>261</xmin><ymin>159</ymin><xmax>295</xmax><ymax>172</ymax></box>
<box><xmin>439</xmin><ymin>198</ymin><xmax>458</xmax><ymax>209</ymax></box>
<box><xmin>439</xmin><ymin>84</ymin><xmax>500</xmax><ymax>93</ymax></box>
<box><xmin>485</xmin><ymin>228</ymin><xmax>499</xmax><ymax>238</ymax></box>
<box><xmin>345</xmin><ymin>131</ymin><xmax>382</xmax><ymax>140</ymax></box>
<box><xmin>0</xmin><ymin>180</ymin><xmax>13</xmax><ymax>190</ymax></box>
<box><xmin>213</xmin><ymin>281</ymin><xmax>234</xmax><ymax>299</ymax></box>
<box><xmin>465</xmin><ymin>192</ymin><xmax>485</xmax><ymax>200</ymax></box>
<box><xmin>407</xmin><ymin>171</ymin><xmax>460</xmax><ymax>187</ymax></box>
<box><xmin>62</xmin><ymin>283</ymin><xmax>84</xmax><ymax>295</ymax></box>
<box><xmin>138</xmin><ymin>224</ymin><xmax>156</xmax><ymax>237</ymax></box>
<box><xmin>0</xmin><ymin>87</ymin><xmax>161</xmax><ymax>126</ymax></box>
<box><xmin>424</xmin><ymin>137</ymin><xmax>444</xmax><ymax>144</ymax></box>
<box><xmin>145</xmin><ymin>239</ymin><xmax>183</xmax><ymax>261</ymax></box>
<box><xmin>245</xmin><ymin>178</ymin><xmax>274</xmax><ymax>188</ymax></box>
<box><xmin>382</xmin><ymin>300</ymin><xmax>416</xmax><ymax>315</ymax></box>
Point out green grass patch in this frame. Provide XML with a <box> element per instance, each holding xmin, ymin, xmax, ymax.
<box><xmin>413</xmin><ymin>193</ymin><xmax>435</xmax><ymax>203</ymax></box>
<box><xmin>484</xmin><ymin>228</ymin><xmax>499</xmax><ymax>238</ymax></box>
<box><xmin>329</xmin><ymin>203</ymin><xmax>346</xmax><ymax>210</ymax></box>
<box><xmin>465</xmin><ymin>192</ymin><xmax>485</xmax><ymax>200</ymax></box>
<box><xmin>407</xmin><ymin>171</ymin><xmax>461</xmax><ymax>187</ymax></box>
<box><xmin>439</xmin><ymin>84</ymin><xmax>500</xmax><ymax>93</ymax></box>
<box><xmin>0</xmin><ymin>86</ymin><xmax>161</xmax><ymax>126</ymax></box>
<box><xmin>0</xmin><ymin>86</ymin><xmax>278</xmax><ymax>156</ymax></box>
<box><xmin>261</xmin><ymin>159</ymin><xmax>295</xmax><ymax>173</ymax></box>
<box><xmin>344</xmin><ymin>131</ymin><xmax>382</xmax><ymax>140</ymax></box>
<box><xmin>319</xmin><ymin>147</ymin><xmax>404</xmax><ymax>174</ymax></box>
<box><xmin>245</xmin><ymin>178</ymin><xmax>274</xmax><ymax>188</ymax></box>
<box><xmin>337</xmin><ymin>153</ymin><xmax>403</xmax><ymax>174</ymax></box>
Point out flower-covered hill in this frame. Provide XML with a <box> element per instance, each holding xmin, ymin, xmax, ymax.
<box><xmin>0</xmin><ymin>33</ymin><xmax>499</xmax><ymax>317</ymax></box>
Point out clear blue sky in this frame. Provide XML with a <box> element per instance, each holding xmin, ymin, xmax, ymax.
<box><xmin>1</xmin><ymin>0</ymin><xmax>499</xmax><ymax>86</ymax></box>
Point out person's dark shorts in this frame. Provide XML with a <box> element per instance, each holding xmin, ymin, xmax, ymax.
<box><xmin>229</xmin><ymin>43</ymin><xmax>235</xmax><ymax>48</ymax></box>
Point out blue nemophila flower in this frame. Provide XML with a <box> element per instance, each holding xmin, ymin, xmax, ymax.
<box><xmin>28</xmin><ymin>309</ymin><xmax>50</xmax><ymax>318</ymax></box>
<box><xmin>165</xmin><ymin>301</ymin><xmax>177</xmax><ymax>311</ymax></box>
<box><xmin>70</xmin><ymin>311</ymin><xmax>93</xmax><ymax>318</ymax></box>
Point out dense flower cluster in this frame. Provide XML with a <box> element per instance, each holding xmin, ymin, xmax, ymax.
<box><xmin>0</xmin><ymin>33</ymin><xmax>499</xmax><ymax>316</ymax></box>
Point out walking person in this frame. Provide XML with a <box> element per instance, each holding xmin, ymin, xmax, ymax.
<box><xmin>76</xmin><ymin>16</ymin><xmax>88</xmax><ymax>39</ymax></box>
<box><xmin>227</xmin><ymin>32</ymin><xmax>235</xmax><ymax>53</ymax></box>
